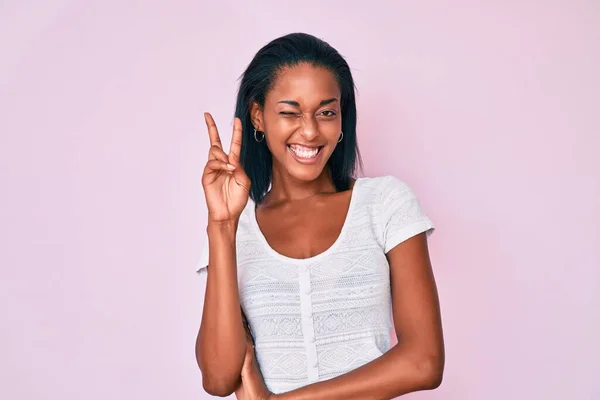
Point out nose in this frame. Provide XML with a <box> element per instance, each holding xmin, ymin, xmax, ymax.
<box><xmin>300</xmin><ymin>113</ymin><xmax>319</xmax><ymax>141</ymax></box>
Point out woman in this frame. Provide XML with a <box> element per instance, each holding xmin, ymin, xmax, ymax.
<box><xmin>195</xmin><ymin>32</ymin><xmax>444</xmax><ymax>399</ymax></box>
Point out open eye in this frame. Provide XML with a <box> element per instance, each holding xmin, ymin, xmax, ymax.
<box><xmin>320</xmin><ymin>110</ymin><xmax>337</xmax><ymax>117</ymax></box>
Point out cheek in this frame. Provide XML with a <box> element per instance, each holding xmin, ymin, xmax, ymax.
<box><xmin>263</xmin><ymin>114</ymin><xmax>342</xmax><ymax>145</ymax></box>
<box><xmin>263</xmin><ymin>123</ymin><xmax>290</xmax><ymax>151</ymax></box>
<box><xmin>318</xmin><ymin>119</ymin><xmax>342</xmax><ymax>140</ymax></box>
<box><xmin>264</xmin><ymin>117</ymin><xmax>300</xmax><ymax>142</ymax></box>
<box><xmin>275</xmin><ymin>118</ymin><xmax>301</xmax><ymax>132</ymax></box>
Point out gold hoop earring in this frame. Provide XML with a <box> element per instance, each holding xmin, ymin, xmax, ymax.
<box><xmin>338</xmin><ymin>131</ymin><xmax>344</xmax><ymax>143</ymax></box>
<box><xmin>254</xmin><ymin>128</ymin><xmax>265</xmax><ymax>143</ymax></box>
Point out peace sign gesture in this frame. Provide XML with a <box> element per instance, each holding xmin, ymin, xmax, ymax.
<box><xmin>201</xmin><ymin>112</ymin><xmax>251</xmax><ymax>223</ymax></box>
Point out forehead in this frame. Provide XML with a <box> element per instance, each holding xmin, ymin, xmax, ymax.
<box><xmin>267</xmin><ymin>63</ymin><xmax>341</xmax><ymax>104</ymax></box>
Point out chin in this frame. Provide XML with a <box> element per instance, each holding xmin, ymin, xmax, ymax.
<box><xmin>294</xmin><ymin>170</ymin><xmax>324</xmax><ymax>182</ymax></box>
<box><xmin>286</xmin><ymin>163</ymin><xmax>326</xmax><ymax>182</ymax></box>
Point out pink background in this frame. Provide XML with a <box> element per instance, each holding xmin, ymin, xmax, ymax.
<box><xmin>1</xmin><ymin>1</ymin><xmax>599</xmax><ymax>399</ymax></box>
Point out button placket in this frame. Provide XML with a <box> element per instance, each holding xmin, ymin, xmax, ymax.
<box><xmin>298</xmin><ymin>264</ymin><xmax>318</xmax><ymax>382</ymax></box>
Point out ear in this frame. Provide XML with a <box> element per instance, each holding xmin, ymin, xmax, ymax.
<box><xmin>249</xmin><ymin>101</ymin><xmax>264</xmax><ymax>131</ymax></box>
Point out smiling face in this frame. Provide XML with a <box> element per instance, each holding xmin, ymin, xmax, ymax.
<box><xmin>251</xmin><ymin>63</ymin><xmax>343</xmax><ymax>183</ymax></box>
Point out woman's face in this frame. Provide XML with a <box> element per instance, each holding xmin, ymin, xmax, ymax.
<box><xmin>252</xmin><ymin>63</ymin><xmax>342</xmax><ymax>183</ymax></box>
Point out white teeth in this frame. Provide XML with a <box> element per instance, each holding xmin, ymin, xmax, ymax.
<box><xmin>289</xmin><ymin>145</ymin><xmax>320</xmax><ymax>159</ymax></box>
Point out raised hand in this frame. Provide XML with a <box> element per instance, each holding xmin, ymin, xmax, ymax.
<box><xmin>201</xmin><ymin>112</ymin><xmax>251</xmax><ymax>223</ymax></box>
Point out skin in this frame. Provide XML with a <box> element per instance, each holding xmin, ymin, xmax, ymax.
<box><xmin>196</xmin><ymin>63</ymin><xmax>445</xmax><ymax>399</ymax></box>
<box><xmin>251</xmin><ymin>64</ymin><xmax>351</xmax><ymax>260</ymax></box>
<box><xmin>196</xmin><ymin>113</ymin><xmax>250</xmax><ymax>396</ymax></box>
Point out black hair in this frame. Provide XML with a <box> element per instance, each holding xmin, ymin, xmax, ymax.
<box><xmin>234</xmin><ymin>32</ymin><xmax>362</xmax><ymax>204</ymax></box>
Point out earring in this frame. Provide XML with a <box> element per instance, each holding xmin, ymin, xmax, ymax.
<box><xmin>338</xmin><ymin>131</ymin><xmax>344</xmax><ymax>143</ymax></box>
<box><xmin>254</xmin><ymin>128</ymin><xmax>265</xmax><ymax>143</ymax></box>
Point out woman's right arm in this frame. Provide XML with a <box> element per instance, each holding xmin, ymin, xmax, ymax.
<box><xmin>196</xmin><ymin>220</ymin><xmax>246</xmax><ymax>396</ymax></box>
<box><xmin>195</xmin><ymin>113</ymin><xmax>252</xmax><ymax>396</ymax></box>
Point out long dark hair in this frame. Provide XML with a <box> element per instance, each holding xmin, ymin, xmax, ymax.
<box><xmin>234</xmin><ymin>32</ymin><xmax>362</xmax><ymax>204</ymax></box>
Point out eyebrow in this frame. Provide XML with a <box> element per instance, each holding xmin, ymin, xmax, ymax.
<box><xmin>277</xmin><ymin>98</ymin><xmax>339</xmax><ymax>107</ymax></box>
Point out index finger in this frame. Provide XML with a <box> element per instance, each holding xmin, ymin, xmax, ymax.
<box><xmin>204</xmin><ymin>112</ymin><xmax>223</xmax><ymax>149</ymax></box>
<box><xmin>229</xmin><ymin>117</ymin><xmax>243</xmax><ymax>166</ymax></box>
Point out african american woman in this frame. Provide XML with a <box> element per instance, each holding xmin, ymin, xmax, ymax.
<box><xmin>195</xmin><ymin>32</ymin><xmax>445</xmax><ymax>400</ymax></box>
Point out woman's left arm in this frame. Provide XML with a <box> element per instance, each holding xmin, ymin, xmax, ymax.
<box><xmin>269</xmin><ymin>232</ymin><xmax>444</xmax><ymax>400</ymax></box>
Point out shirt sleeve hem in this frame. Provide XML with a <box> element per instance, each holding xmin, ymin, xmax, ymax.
<box><xmin>384</xmin><ymin>219</ymin><xmax>435</xmax><ymax>254</ymax></box>
<box><xmin>196</xmin><ymin>265</ymin><xmax>208</xmax><ymax>275</ymax></box>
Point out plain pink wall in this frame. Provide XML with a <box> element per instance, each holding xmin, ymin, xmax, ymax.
<box><xmin>1</xmin><ymin>1</ymin><xmax>598</xmax><ymax>399</ymax></box>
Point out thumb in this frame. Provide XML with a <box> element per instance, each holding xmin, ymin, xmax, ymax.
<box><xmin>233</xmin><ymin>169</ymin><xmax>251</xmax><ymax>194</ymax></box>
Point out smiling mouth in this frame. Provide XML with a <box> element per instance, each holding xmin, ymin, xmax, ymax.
<box><xmin>287</xmin><ymin>144</ymin><xmax>324</xmax><ymax>159</ymax></box>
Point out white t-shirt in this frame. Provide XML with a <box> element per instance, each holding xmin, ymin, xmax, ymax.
<box><xmin>196</xmin><ymin>175</ymin><xmax>434</xmax><ymax>394</ymax></box>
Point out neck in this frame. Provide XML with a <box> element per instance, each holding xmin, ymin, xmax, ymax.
<box><xmin>266</xmin><ymin>166</ymin><xmax>336</xmax><ymax>205</ymax></box>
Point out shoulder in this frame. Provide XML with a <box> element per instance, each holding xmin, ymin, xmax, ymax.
<box><xmin>358</xmin><ymin>174</ymin><xmax>433</xmax><ymax>223</ymax></box>
<box><xmin>356</xmin><ymin>175</ymin><xmax>417</xmax><ymax>200</ymax></box>
<box><xmin>359</xmin><ymin>176</ymin><xmax>434</xmax><ymax>252</ymax></box>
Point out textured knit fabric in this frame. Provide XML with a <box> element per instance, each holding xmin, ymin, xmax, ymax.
<box><xmin>195</xmin><ymin>175</ymin><xmax>434</xmax><ymax>394</ymax></box>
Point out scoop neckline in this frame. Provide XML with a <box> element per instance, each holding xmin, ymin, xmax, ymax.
<box><xmin>249</xmin><ymin>178</ymin><xmax>362</xmax><ymax>264</ymax></box>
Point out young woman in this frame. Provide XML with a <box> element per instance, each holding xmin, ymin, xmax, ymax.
<box><xmin>195</xmin><ymin>32</ymin><xmax>444</xmax><ymax>400</ymax></box>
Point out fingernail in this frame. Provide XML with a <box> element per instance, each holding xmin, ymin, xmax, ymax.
<box><xmin>227</xmin><ymin>164</ymin><xmax>236</xmax><ymax>170</ymax></box>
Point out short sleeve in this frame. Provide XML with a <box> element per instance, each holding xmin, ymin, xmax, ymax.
<box><xmin>380</xmin><ymin>176</ymin><xmax>435</xmax><ymax>253</ymax></box>
<box><xmin>195</xmin><ymin>232</ymin><xmax>209</xmax><ymax>276</ymax></box>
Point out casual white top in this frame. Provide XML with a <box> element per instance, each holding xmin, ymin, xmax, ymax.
<box><xmin>196</xmin><ymin>175</ymin><xmax>434</xmax><ymax>394</ymax></box>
